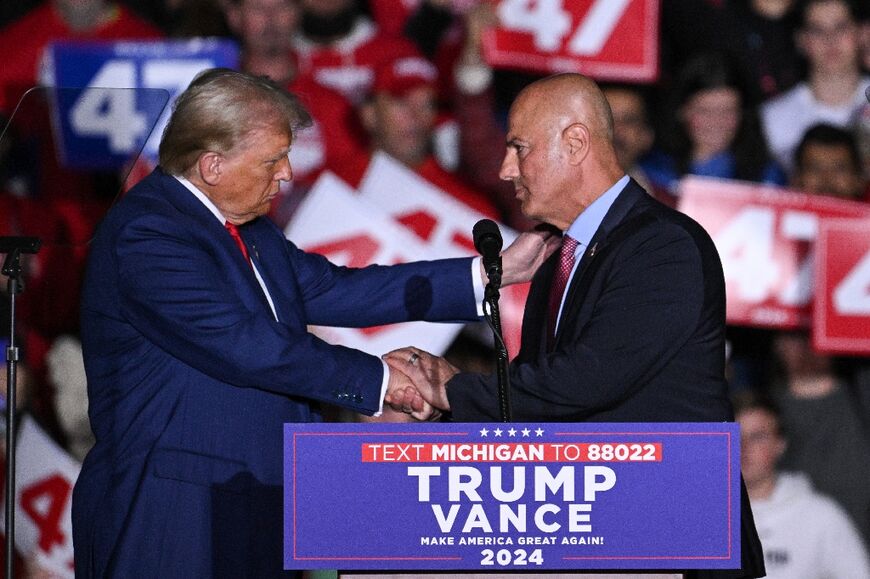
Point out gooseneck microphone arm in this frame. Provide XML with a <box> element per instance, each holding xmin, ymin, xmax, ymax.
<box><xmin>472</xmin><ymin>220</ymin><xmax>511</xmax><ymax>422</ymax></box>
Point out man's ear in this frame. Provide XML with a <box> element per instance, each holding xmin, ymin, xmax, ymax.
<box><xmin>197</xmin><ymin>151</ymin><xmax>223</xmax><ymax>186</ymax></box>
<box><xmin>563</xmin><ymin>123</ymin><xmax>590</xmax><ymax>165</ymax></box>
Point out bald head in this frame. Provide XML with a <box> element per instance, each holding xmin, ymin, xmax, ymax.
<box><xmin>499</xmin><ymin>73</ymin><xmax>623</xmax><ymax>229</ymax></box>
<box><xmin>515</xmin><ymin>74</ymin><xmax>615</xmax><ymax>143</ymax></box>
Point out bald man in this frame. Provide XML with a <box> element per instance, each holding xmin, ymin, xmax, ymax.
<box><xmin>385</xmin><ymin>73</ymin><xmax>765</xmax><ymax>578</ymax></box>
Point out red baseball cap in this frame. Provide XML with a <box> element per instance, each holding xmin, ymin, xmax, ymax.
<box><xmin>372</xmin><ymin>55</ymin><xmax>438</xmax><ymax>98</ymax></box>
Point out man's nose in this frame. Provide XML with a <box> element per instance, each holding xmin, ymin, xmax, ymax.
<box><xmin>276</xmin><ymin>155</ymin><xmax>293</xmax><ymax>181</ymax></box>
<box><xmin>499</xmin><ymin>150</ymin><xmax>518</xmax><ymax>181</ymax></box>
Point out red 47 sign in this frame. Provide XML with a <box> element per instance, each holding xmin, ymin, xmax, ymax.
<box><xmin>483</xmin><ymin>0</ymin><xmax>659</xmax><ymax>81</ymax></box>
<box><xmin>814</xmin><ymin>218</ymin><xmax>870</xmax><ymax>355</ymax></box>
<box><xmin>678</xmin><ymin>177</ymin><xmax>870</xmax><ymax>329</ymax></box>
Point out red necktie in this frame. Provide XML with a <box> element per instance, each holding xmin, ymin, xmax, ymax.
<box><xmin>225</xmin><ymin>222</ymin><xmax>251</xmax><ymax>266</ymax></box>
<box><xmin>547</xmin><ymin>235</ymin><xmax>579</xmax><ymax>350</ymax></box>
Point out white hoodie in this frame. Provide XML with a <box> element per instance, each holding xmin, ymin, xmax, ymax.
<box><xmin>751</xmin><ymin>472</ymin><xmax>870</xmax><ymax>579</ymax></box>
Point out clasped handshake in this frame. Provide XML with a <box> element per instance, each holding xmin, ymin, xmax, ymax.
<box><xmin>382</xmin><ymin>347</ymin><xmax>456</xmax><ymax>421</ymax></box>
<box><xmin>380</xmin><ymin>227</ymin><xmax>560</xmax><ymax>421</ymax></box>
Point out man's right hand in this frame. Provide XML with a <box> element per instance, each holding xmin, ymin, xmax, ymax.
<box><xmin>384</xmin><ymin>367</ymin><xmax>440</xmax><ymax>421</ymax></box>
<box><xmin>383</xmin><ymin>347</ymin><xmax>457</xmax><ymax>412</ymax></box>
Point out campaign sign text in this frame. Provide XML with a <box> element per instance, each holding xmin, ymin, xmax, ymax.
<box><xmin>483</xmin><ymin>0</ymin><xmax>659</xmax><ymax>81</ymax></box>
<box><xmin>46</xmin><ymin>39</ymin><xmax>238</xmax><ymax>169</ymax></box>
<box><xmin>284</xmin><ymin>422</ymin><xmax>740</xmax><ymax>570</ymax></box>
<box><xmin>678</xmin><ymin>177</ymin><xmax>870</xmax><ymax>329</ymax></box>
<box><xmin>814</xmin><ymin>218</ymin><xmax>870</xmax><ymax>355</ymax></box>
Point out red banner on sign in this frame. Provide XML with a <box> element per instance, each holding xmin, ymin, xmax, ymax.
<box><xmin>814</xmin><ymin>218</ymin><xmax>870</xmax><ymax>355</ymax></box>
<box><xmin>678</xmin><ymin>177</ymin><xmax>870</xmax><ymax>330</ymax></box>
<box><xmin>483</xmin><ymin>0</ymin><xmax>659</xmax><ymax>82</ymax></box>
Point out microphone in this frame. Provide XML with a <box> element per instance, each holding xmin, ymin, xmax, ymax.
<box><xmin>473</xmin><ymin>219</ymin><xmax>503</xmax><ymax>288</ymax></box>
<box><xmin>473</xmin><ymin>219</ymin><xmax>503</xmax><ymax>289</ymax></box>
<box><xmin>473</xmin><ymin>219</ymin><xmax>502</xmax><ymax>262</ymax></box>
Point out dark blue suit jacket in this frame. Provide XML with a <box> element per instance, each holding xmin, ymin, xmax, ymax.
<box><xmin>448</xmin><ymin>179</ymin><xmax>732</xmax><ymax>422</ymax></box>
<box><xmin>447</xmin><ymin>179</ymin><xmax>765</xmax><ymax>577</ymax></box>
<box><xmin>72</xmin><ymin>168</ymin><xmax>478</xmax><ymax>578</ymax></box>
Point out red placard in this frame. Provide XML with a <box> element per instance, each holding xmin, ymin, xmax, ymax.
<box><xmin>678</xmin><ymin>177</ymin><xmax>870</xmax><ymax>330</ymax></box>
<box><xmin>814</xmin><ymin>218</ymin><xmax>870</xmax><ymax>355</ymax></box>
<box><xmin>483</xmin><ymin>0</ymin><xmax>659</xmax><ymax>82</ymax></box>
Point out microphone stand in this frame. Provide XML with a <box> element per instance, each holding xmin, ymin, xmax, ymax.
<box><xmin>2</xmin><ymin>237</ymin><xmax>41</xmax><ymax>579</ymax></box>
<box><xmin>482</xmin><ymin>257</ymin><xmax>511</xmax><ymax>422</ymax></box>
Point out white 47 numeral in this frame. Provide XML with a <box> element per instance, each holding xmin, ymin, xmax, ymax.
<box><xmin>498</xmin><ymin>0</ymin><xmax>631</xmax><ymax>54</ymax></box>
<box><xmin>69</xmin><ymin>60</ymin><xmax>147</xmax><ymax>153</ymax></box>
<box><xmin>833</xmin><ymin>250</ymin><xmax>870</xmax><ymax>315</ymax></box>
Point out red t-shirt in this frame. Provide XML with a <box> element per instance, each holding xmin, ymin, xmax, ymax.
<box><xmin>287</xmin><ymin>75</ymin><xmax>366</xmax><ymax>186</ymax></box>
<box><xmin>291</xmin><ymin>17</ymin><xmax>419</xmax><ymax>105</ymax></box>
<box><xmin>0</xmin><ymin>2</ymin><xmax>162</xmax><ymax>113</ymax></box>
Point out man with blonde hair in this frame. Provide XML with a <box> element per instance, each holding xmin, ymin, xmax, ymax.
<box><xmin>72</xmin><ymin>68</ymin><xmax>553</xmax><ymax>577</ymax></box>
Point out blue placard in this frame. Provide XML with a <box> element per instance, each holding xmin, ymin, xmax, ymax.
<box><xmin>284</xmin><ymin>422</ymin><xmax>741</xmax><ymax>571</ymax></box>
<box><xmin>45</xmin><ymin>39</ymin><xmax>239</xmax><ymax>169</ymax></box>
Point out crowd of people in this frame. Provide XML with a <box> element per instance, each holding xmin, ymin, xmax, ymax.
<box><xmin>1</xmin><ymin>0</ymin><xmax>870</xmax><ymax>577</ymax></box>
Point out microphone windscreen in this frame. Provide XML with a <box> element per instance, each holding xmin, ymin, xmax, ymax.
<box><xmin>473</xmin><ymin>219</ymin><xmax>503</xmax><ymax>257</ymax></box>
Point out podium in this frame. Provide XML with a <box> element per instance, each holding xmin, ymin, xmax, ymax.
<box><xmin>284</xmin><ymin>422</ymin><xmax>741</xmax><ymax>573</ymax></box>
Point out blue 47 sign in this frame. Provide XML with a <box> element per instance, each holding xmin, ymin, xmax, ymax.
<box><xmin>45</xmin><ymin>39</ymin><xmax>239</xmax><ymax>169</ymax></box>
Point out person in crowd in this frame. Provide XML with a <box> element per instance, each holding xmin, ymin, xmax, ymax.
<box><xmin>385</xmin><ymin>72</ymin><xmax>765</xmax><ymax>579</ymax></box>
<box><xmin>641</xmin><ymin>52</ymin><xmax>786</xmax><ymax>198</ymax></box>
<box><xmin>761</xmin><ymin>0</ymin><xmax>869</xmax><ymax>171</ymax></box>
<box><xmin>792</xmin><ymin>122</ymin><xmax>867</xmax><ymax>199</ymax></box>
<box><xmin>71</xmin><ymin>67</ymin><xmax>555</xmax><ymax>577</ymax></box>
<box><xmin>394</xmin><ymin>1</ymin><xmax>537</xmax><ymax>229</ymax></box>
<box><xmin>0</xmin><ymin>0</ymin><xmax>161</xmax><ymax>115</ymax></box>
<box><xmin>223</xmin><ymin>0</ymin><xmax>366</xmax><ymax>225</ymax></box>
<box><xmin>601</xmin><ymin>84</ymin><xmax>656</xmax><ymax>198</ymax></box>
<box><xmin>720</xmin><ymin>0</ymin><xmax>802</xmax><ymax>101</ymax></box>
<box><xmin>768</xmin><ymin>330</ymin><xmax>870</xmax><ymax>547</ymax></box>
<box><xmin>290</xmin><ymin>0</ymin><xmax>419</xmax><ymax>105</ymax></box>
<box><xmin>332</xmin><ymin>52</ymin><xmax>499</xmax><ymax>219</ymax></box>
<box><xmin>736</xmin><ymin>394</ymin><xmax>870</xmax><ymax>577</ymax></box>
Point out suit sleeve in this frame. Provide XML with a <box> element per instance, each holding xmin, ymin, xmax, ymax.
<box><xmin>282</xmin><ymin>239</ymin><xmax>480</xmax><ymax>327</ymax></box>
<box><xmin>113</xmin><ymin>213</ymin><xmax>470</xmax><ymax>415</ymax></box>
<box><xmin>447</xmin><ymin>222</ymin><xmax>709</xmax><ymax>421</ymax></box>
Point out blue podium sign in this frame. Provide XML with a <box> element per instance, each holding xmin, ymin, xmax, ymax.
<box><xmin>45</xmin><ymin>39</ymin><xmax>239</xmax><ymax>169</ymax></box>
<box><xmin>284</xmin><ymin>422</ymin><xmax>741</xmax><ymax>571</ymax></box>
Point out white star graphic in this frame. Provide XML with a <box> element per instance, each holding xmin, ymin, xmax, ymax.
<box><xmin>508</xmin><ymin>428</ymin><xmax>517</xmax><ymax>437</ymax></box>
<box><xmin>535</xmin><ymin>428</ymin><xmax>545</xmax><ymax>437</ymax></box>
<box><xmin>480</xmin><ymin>428</ymin><xmax>489</xmax><ymax>437</ymax></box>
<box><xmin>493</xmin><ymin>428</ymin><xmax>503</xmax><ymax>437</ymax></box>
<box><xmin>521</xmin><ymin>428</ymin><xmax>531</xmax><ymax>437</ymax></box>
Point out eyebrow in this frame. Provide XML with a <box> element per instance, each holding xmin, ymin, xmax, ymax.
<box><xmin>506</xmin><ymin>138</ymin><xmax>526</xmax><ymax>149</ymax></box>
<box><xmin>267</xmin><ymin>149</ymin><xmax>292</xmax><ymax>162</ymax></box>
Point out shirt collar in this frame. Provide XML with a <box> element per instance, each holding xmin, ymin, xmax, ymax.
<box><xmin>174</xmin><ymin>175</ymin><xmax>227</xmax><ymax>225</ymax></box>
<box><xmin>564</xmin><ymin>175</ymin><xmax>629</xmax><ymax>248</ymax></box>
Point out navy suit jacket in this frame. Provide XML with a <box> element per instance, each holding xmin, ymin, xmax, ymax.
<box><xmin>72</xmin><ymin>168</ymin><xmax>478</xmax><ymax>578</ymax></box>
<box><xmin>448</xmin><ymin>179</ymin><xmax>765</xmax><ymax>577</ymax></box>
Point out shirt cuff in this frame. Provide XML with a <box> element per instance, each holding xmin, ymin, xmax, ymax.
<box><xmin>471</xmin><ymin>256</ymin><xmax>485</xmax><ymax>316</ymax></box>
<box><xmin>373</xmin><ymin>360</ymin><xmax>391</xmax><ymax>417</ymax></box>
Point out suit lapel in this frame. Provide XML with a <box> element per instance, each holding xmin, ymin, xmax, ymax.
<box><xmin>150</xmin><ymin>169</ymin><xmax>279</xmax><ymax>317</ymax></box>
<box><xmin>240</xmin><ymin>222</ymin><xmax>297</xmax><ymax>324</ymax></box>
<box><xmin>555</xmin><ymin>179</ymin><xmax>649</xmax><ymax>345</ymax></box>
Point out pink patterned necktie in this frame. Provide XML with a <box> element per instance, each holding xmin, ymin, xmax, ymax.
<box><xmin>225</xmin><ymin>222</ymin><xmax>251</xmax><ymax>266</ymax></box>
<box><xmin>547</xmin><ymin>235</ymin><xmax>579</xmax><ymax>350</ymax></box>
